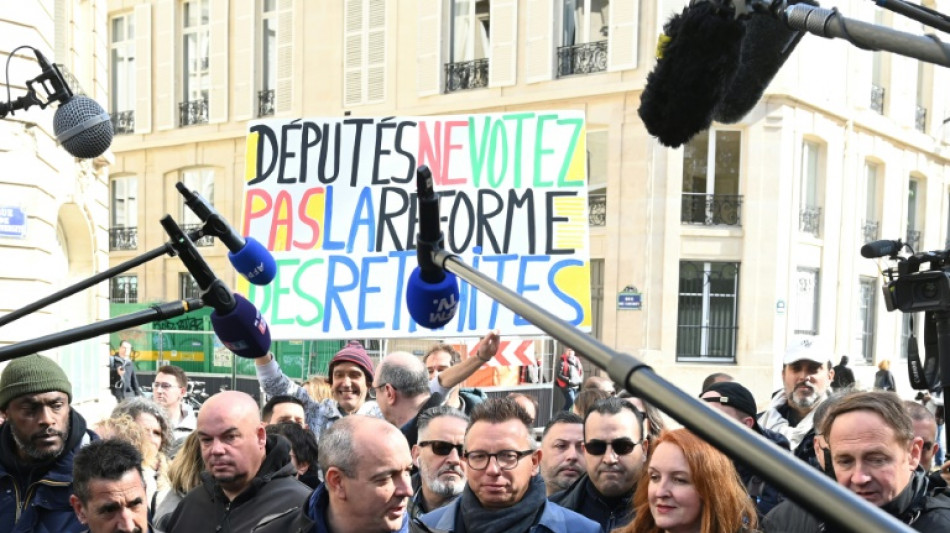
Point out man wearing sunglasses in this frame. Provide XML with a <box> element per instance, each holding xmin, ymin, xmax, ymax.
<box><xmin>419</xmin><ymin>398</ymin><xmax>599</xmax><ymax>533</ymax></box>
<box><xmin>549</xmin><ymin>397</ymin><xmax>645</xmax><ymax>532</ymax></box>
<box><xmin>409</xmin><ymin>406</ymin><xmax>469</xmax><ymax>520</ymax></box>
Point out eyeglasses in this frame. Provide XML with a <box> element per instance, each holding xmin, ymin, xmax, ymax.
<box><xmin>463</xmin><ymin>449</ymin><xmax>534</xmax><ymax>470</ymax></box>
<box><xmin>584</xmin><ymin>438</ymin><xmax>642</xmax><ymax>456</ymax></box>
<box><xmin>419</xmin><ymin>440</ymin><xmax>464</xmax><ymax>457</ymax></box>
<box><xmin>152</xmin><ymin>382</ymin><xmax>177</xmax><ymax>390</ymax></box>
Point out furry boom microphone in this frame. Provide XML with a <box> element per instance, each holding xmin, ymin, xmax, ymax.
<box><xmin>639</xmin><ymin>0</ymin><xmax>809</xmax><ymax>148</ymax></box>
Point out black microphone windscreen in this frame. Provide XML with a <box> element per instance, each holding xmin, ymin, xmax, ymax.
<box><xmin>638</xmin><ymin>2</ymin><xmax>745</xmax><ymax>148</ymax></box>
<box><xmin>53</xmin><ymin>95</ymin><xmax>114</xmax><ymax>159</ymax></box>
<box><xmin>713</xmin><ymin>10</ymin><xmax>809</xmax><ymax>124</ymax></box>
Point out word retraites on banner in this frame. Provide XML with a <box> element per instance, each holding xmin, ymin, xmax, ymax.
<box><xmin>466</xmin><ymin>339</ymin><xmax>537</xmax><ymax>368</ymax></box>
<box><xmin>238</xmin><ymin>112</ymin><xmax>593</xmax><ymax>339</ymax></box>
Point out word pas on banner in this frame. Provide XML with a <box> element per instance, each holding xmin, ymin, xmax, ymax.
<box><xmin>468</xmin><ymin>340</ymin><xmax>536</xmax><ymax>367</ymax></box>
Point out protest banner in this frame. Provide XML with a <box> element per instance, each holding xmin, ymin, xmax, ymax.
<box><xmin>239</xmin><ymin>111</ymin><xmax>592</xmax><ymax>339</ymax></box>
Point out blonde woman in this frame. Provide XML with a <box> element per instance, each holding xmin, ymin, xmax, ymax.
<box><xmin>874</xmin><ymin>359</ymin><xmax>897</xmax><ymax>392</ymax></box>
<box><xmin>302</xmin><ymin>374</ymin><xmax>333</xmax><ymax>402</ymax></box>
<box><xmin>93</xmin><ymin>414</ymin><xmax>170</xmax><ymax>506</ymax></box>
<box><xmin>153</xmin><ymin>432</ymin><xmax>204</xmax><ymax>533</ymax></box>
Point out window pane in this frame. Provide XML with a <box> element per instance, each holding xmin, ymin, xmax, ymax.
<box><xmin>677</xmin><ymin>261</ymin><xmax>739</xmax><ymax>361</ymax></box>
<box><xmin>794</xmin><ymin>267</ymin><xmax>819</xmax><ymax>335</ymax></box>
<box><xmin>714</xmin><ymin>131</ymin><xmax>740</xmax><ymax>195</ymax></box>
<box><xmin>802</xmin><ymin>141</ymin><xmax>819</xmax><ymax>207</ymax></box>
<box><xmin>682</xmin><ymin>130</ymin><xmax>709</xmax><ymax>194</ymax></box>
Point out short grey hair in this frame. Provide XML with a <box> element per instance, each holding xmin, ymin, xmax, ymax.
<box><xmin>318</xmin><ymin>416</ymin><xmax>360</xmax><ymax>477</ymax></box>
<box><xmin>418</xmin><ymin>405</ymin><xmax>469</xmax><ymax>436</ymax></box>
<box><xmin>377</xmin><ymin>359</ymin><xmax>429</xmax><ymax>397</ymax></box>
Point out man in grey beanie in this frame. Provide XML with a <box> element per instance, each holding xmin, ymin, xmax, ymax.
<box><xmin>0</xmin><ymin>353</ymin><xmax>97</xmax><ymax>533</ymax></box>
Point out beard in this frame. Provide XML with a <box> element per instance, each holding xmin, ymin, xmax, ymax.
<box><xmin>8</xmin><ymin>417</ymin><xmax>69</xmax><ymax>462</ymax></box>
<box><xmin>787</xmin><ymin>384</ymin><xmax>821</xmax><ymax>410</ymax></box>
<box><xmin>419</xmin><ymin>461</ymin><xmax>465</xmax><ymax>498</ymax></box>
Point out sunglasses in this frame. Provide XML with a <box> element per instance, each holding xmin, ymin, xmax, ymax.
<box><xmin>418</xmin><ymin>440</ymin><xmax>464</xmax><ymax>457</ymax></box>
<box><xmin>584</xmin><ymin>437</ymin><xmax>641</xmax><ymax>456</ymax></box>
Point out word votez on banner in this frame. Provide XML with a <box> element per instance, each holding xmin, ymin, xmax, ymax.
<box><xmin>468</xmin><ymin>340</ymin><xmax>536</xmax><ymax>368</ymax></box>
<box><xmin>240</xmin><ymin>112</ymin><xmax>593</xmax><ymax>339</ymax></box>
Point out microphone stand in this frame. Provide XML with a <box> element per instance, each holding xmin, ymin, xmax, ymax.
<box><xmin>0</xmin><ymin>227</ymin><xmax>210</xmax><ymax>329</ymax></box>
<box><xmin>429</xmin><ymin>247</ymin><xmax>914</xmax><ymax>533</ymax></box>
<box><xmin>0</xmin><ymin>299</ymin><xmax>204</xmax><ymax>362</ymax></box>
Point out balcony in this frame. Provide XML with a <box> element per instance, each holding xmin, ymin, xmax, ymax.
<box><xmin>556</xmin><ymin>40</ymin><xmax>608</xmax><ymax>78</ymax></box>
<box><xmin>178</xmin><ymin>98</ymin><xmax>209</xmax><ymax>127</ymax></box>
<box><xmin>916</xmin><ymin>106</ymin><xmax>927</xmax><ymax>133</ymax></box>
<box><xmin>870</xmin><ymin>84</ymin><xmax>885</xmax><ymax>114</ymax></box>
<box><xmin>444</xmin><ymin>59</ymin><xmax>489</xmax><ymax>93</ymax></box>
<box><xmin>182</xmin><ymin>224</ymin><xmax>215</xmax><ymax>247</ymax></box>
<box><xmin>258</xmin><ymin>89</ymin><xmax>275</xmax><ymax>117</ymax></box>
<box><xmin>681</xmin><ymin>194</ymin><xmax>743</xmax><ymax>227</ymax></box>
<box><xmin>589</xmin><ymin>194</ymin><xmax>606</xmax><ymax>226</ymax></box>
<box><xmin>906</xmin><ymin>229</ymin><xmax>921</xmax><ymax>251</ymax></box>
<box><xmin>109</xmin><ymin>227</ymin><xmax>138</xmax><ymax>251</ymax></box>
<box><xmin>861</xmin><ymin>220</ymin><xmax>879</xmax><ymax>243</ymax></box>
<box><xmin>799</xmin><ymin>206</ymin><xmax>822</xmax><ymax>237</ymax></box>
<box><xmin>111</xmin><ymin>110</ymin><xmax>135</xmax><ymax>135</ymax></box>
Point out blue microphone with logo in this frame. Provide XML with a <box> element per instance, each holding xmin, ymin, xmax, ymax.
<box><xmin>405</xmin><ymin>166</ymin><xmax>460</xmax><ymax>329</ymax></box>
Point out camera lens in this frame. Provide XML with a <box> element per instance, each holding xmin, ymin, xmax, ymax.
<box><xmin>921</xmin><ymin>281</ymin><xmax>939</xmax><ymax>299</ymax></box>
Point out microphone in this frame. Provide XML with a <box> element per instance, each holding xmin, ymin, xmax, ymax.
<box><xmin>405</xmin><ymin>165</ymin><xmax>460</xmax><ymax>329</ymax></box>
<box><xmin>176</xmin><ymin>182</ymin><xmax>277</xmax><ymax>285</ymax></box>
<box><xmin>860</xmin><ymin>239</ymin><xmax>903</xmax><ymax>259</ymax></box>
<box><xmin>161</xmin><ymin>215</ymin><xmax>271</xmax><ymax>358</ymax></box>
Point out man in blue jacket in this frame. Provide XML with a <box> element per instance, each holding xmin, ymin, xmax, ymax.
<box><xmin>0</xmin><ymin>354</ymin><xmax>97</xmax><ymax>533</ymax></box>
<box><xmin>420</xmin><ymin>398</ymin><xmax>599</xmax><ymax>533</ymax></box>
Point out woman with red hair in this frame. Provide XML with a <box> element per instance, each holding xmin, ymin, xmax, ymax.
<box><xmin>615</xmin><ymin>428</ymin><xmax>757</xmax><ymax>533</ymax></box>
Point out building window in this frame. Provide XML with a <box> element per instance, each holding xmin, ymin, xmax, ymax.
<box><xmin>110</xmin><ymin>176</ymin><xmax>138</xmax><ymax>251</ymax></box>
<box><xmin>916</xmin><ymin>61</ymin><xmax>930</xmax><ymax>133</ymax></box>
<box><xmin>681</xmin><ymin>130</ymin><xmax>742</xmax><ymax>227</ymax></box>
<box><xmin>794</xmin><ymin>267</ymin><xmax>820</xmax><ymax>335</ymax></box>
<box><xmin>179</xmin><ymin>272</ymin><xmax>201</xmax><ymax>300</ymax></box>
<box><xmin>180</xmin><ymin>169</ymin><xmax>215</xmax><ymax>246</ymax></box>
<box><xmin>855</xmin><ymin>277</ymin><xmax>876</xmax><ymax>363</ymax></box>
<box><xmin>445</xmin><ymin>0</ymin><xmax>490</xmax><ymax>93</ymax></box>
<box><xmin>676</xmin><ymin>261</ymin><xmax>740</xmax><ymax>362</ymax></box>
<box><xmin>180</xmin><ymin>0</ymin><xmax>210</xmax><ymax>126</ymax></box>
<box><xmin>590</xmin><ymin>259</ymin><xmax>604</xmax><ymax>340</ymax></box>
<box><xmin>557</xmin><ymin>0</ymin><xmax>609</xmax><ymax>77</ymax></box>
<box><xmin>870</xmin><ymin>11</ymin><xmax>886</xmax><ymax>114</ymax></box>
<box><xmin>799</xmin><ymin>140</ymin><xmax>822</xmax><ymax>237</ymax></box>
<box><xmin>588</xmin><ymin>130</ymin><xmax>607</xmax><ymax>226</ymax></box>
<box><xmin>110</xmin><ymin>275</ymin><xmax>138</xmax><ymax>303</ymax></box>
<box><xmin>343</xmin><ymin>0</ymin><xmax>386</xmax><ymax>106</ymax></box>
<box><xmin>109</xmin><ymin>13</ymin><xmax>135</xmax><ymax>134</ymax></box>
<box><xmin>862</xmin><ymin>162</ymin><xmax>881</xmax><ymax>243</ymax></box>
<box><xmin>907</xmin><ymin>178</ymin><xmax>922</xmax><ymax>251</ymax></box>
<box><xmin>259</xmin><ymin>0</ymin><xmax>277</xmax><ymax>117</ymax></box>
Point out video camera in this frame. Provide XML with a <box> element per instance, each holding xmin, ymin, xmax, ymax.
<box><xmin>861</xmin><ymin>239</ymin><xmax>950</xmax><ymax>313</ymax></box>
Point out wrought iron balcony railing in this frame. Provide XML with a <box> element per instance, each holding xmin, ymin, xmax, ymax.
<box><xmin>178</xmin><ymin>98</ymin><xmax>209</xmax><ymax>127</ymax></box>
<box><xmin>906</xmin><ymin>229</ymin><xmax>921</xmax><ymax>251</ymax></box>
<box><xmin>915</xmin><ymin>105</ymin><xmax>927</xmax><ymax>133</ymax></box>
<box><xmin>588</xmin><ymin>194</ymin><xmax>606</xmax><ymax>226</ymax></box>
<box><xmin>111</xmin><ymin>110</ymin><xmax>135</xmax><ymax>135</ymax></box>
<box><xmin>799</xmin><ymin>206</ymin><xmax>822</xmax><ymax>237</ymax></box>
<box><xmin>680</xmin><ymin>193</ymin><xmax>743</xmax><ymax>226</ymax></box>
<box><xmin>556</xmin><ymin>40</ymin><xmax>608</xmax><ymax>78</ymax></box>
<box><xmin>444</xmin><ymin>59</ymin><xmax>489</xmax><ymax>93</ymax></box>
<box><xmin>861</xmin><ymin>220</ymin><xmax>879</xmax><ymax>243</ymax></box>
<box><xmin>109</xmin><ymin>227</ymin><xmax>138</xmax><ymax>251</ymax></box>
<box><xmin>109</xmin><ymin>286</ymin><xmax>138</xmax><ymax>303</ymax></box>
<box><xmin>870</xmin><ymin>84</ymin><xmax>885</xmax><ymax>114</ymax></box>
<box><xmin>258</xmin><ymin>89</ymin><xmax>275</xmax><ymax>117</ymax></box>
<box><xmin>182</xmin><ymin>224</ymin><xmax>215</xmax><ymax>247</ymax></box>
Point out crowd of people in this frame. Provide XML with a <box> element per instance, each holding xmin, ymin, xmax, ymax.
<box><xmin>1</xmin><ymin>334</ymin><xmax>950</xmax><ymax>532</ymax></box>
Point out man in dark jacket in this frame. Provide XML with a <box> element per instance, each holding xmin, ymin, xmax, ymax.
<box><xmin>763</xmin><ymin>391</ymin><xmax>950</xmax><ymax>532</ymax></box>
<box><xmin>0</xmin><ymin>353</ymin><xmax>97</xmax><ymax>533</ymax></box>
<box><xmin>831</xmin><ymin>355</ymin><xmax>855</xmax><ymax>391</ymax></box>
<box><xmin>164</xmin><ymin>390</ymin><xmax>311</xmax><ymax>532</ymax></box>
<box><xmin>112</xmin><ymin>341</ymin><xmax>141</xmax><ymax>401</ymax></box>
<box><xmin>549</xmin><ymin>397</ymin><xmax>645</xmax><ymax>532</ymax></box>
<box><xmin>701</xmin><ymin>381</ymin><xmax>789</xmax><ymax>517</ymax></box>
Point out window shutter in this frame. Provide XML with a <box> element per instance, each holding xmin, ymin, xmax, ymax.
<box><xmin>134</xmin><ymin>4</ymin><xmax>153</xmax><ymax>134</ymax></box>
<box><xmin>275</xmin><ymin>0</ymin><xmax>294</xmax><ymax>113</ymax></box>
<box><xmin>343</xmin><ymin>0</ymin><xmax>364</xmax><ymax>106</ymax></box>
<box><xmin>489</xmin><ymin>0</ymin><xmax>517</xmax><ymax>87</ymax></box>
<box><xmin>154</xmin><ymin>0</ymin><xmax>175</xmax><ymax>130</ymax></box>
<box><xmin>232</xmin><ymin>0</ymin><xmax>255</xmax><ymax>120</ymax></box>
<box><xmin>524</xmin><ymin>0</ymin><xmax>553</xmax><ymax>84</ymax></box>
<box><xmin>366</xmin><ymin>0</ymin><xmax>386</xmax><ymax>104</ymax></box>
<box><xmin>208</xmin><ymin>0</ymin><xmax>229</xmax><ymax>123</ymax></box>
<box><xmin>416</xmin><ymin>0</ymin><xmax>442</xmax><ymax>96</ymax></box>
<box><xmin>608</xmin><ymin>0</ymin><xmax>639</xmax><ymax>71</ymax></box>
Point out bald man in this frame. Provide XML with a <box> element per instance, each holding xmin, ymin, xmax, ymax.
<box><xmin>164</xmin><ymin>391</ymin><xmax>311</xmax><ymax>532</ymax></box>
<box><xmin>375</xmin><ymin>351</ymin><xmax>444</xmax><ymax>447</ymax></box>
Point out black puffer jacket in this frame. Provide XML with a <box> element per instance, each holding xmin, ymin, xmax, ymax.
<box><xmin>762</xmin><ymin>469</ymin><xmax>950</xmax><ymax>532</ymax></box>
<box><xmin>164</xmin><ymin>435</ymin><xmax>312</xmax><ymax>533</ymax></box>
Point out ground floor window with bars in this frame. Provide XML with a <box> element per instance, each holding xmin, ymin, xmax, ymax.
<box><xmin>676</xmin><ymin>261</ymin><xmax>740</xmax><ymax>362</ymax></box>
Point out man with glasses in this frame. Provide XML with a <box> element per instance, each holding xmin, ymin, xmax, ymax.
<box><xmin>540</xmin><ymin>411</ymin><xmax>586</xmax><ymax>496</ymax></box>
<box><xmin>419</xmin><ymin>398</ymin><xmax>598</xmax><ymax>533</ymax></box>
<box><xmin>375</xmin><ymin>352</ymin><xmax>445</xmax><ymax>448</ymax></box>
<box><xmin>152</xmin><ymin>365</ymin><xmax>196</xmax><ymax>446</ymax></box>
<box><xmin>549</xmin><ymin>397</ymin><xmax>645</xmax><ymax>532</ymax></box>
<box><xmin>409</xmin><ymin>406</ymin><xmax>469</xmax><ymax>519</ymax></box>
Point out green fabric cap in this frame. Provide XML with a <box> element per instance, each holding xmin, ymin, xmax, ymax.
<box><xmin>0</xmin><ymin>354</ymin><xmax>72</xmax><ymax>409</ymax></box>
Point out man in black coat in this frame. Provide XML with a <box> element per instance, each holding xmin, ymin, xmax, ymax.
<box><xmin>164</xmin><ymin>391</ymin><xmax>311</xmax><ymax>532</ymax></box>
<box><xmin>763</xmin><ymin>391</ymin><xmax>950</xmax><ymax>532</ymax></box>
<box><xmin>831</xmin><ymin>355</ymin><xmax>855</xmax><ymax>391</ymax></box>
